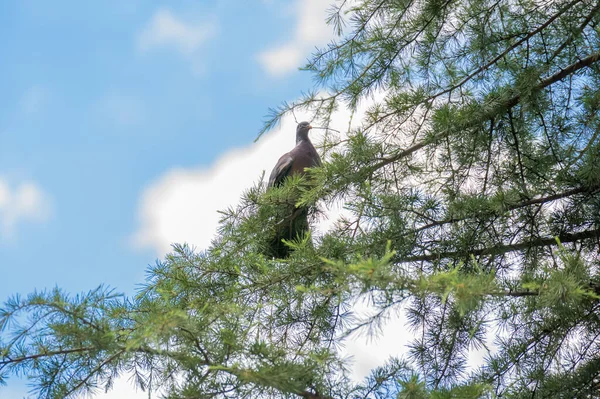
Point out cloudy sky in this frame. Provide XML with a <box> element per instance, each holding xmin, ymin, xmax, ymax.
<box><xmin>0</xmin><ymin>1</ymin><xmax>449</xmax><ymax>397</ymax></box>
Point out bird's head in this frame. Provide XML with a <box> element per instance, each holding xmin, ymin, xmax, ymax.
<box><xmin>296</xmin><ymin>121</ymin><xmax>313</xmax><ymax>141</ymax></box>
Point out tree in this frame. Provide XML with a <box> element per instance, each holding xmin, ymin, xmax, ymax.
<box><xmin>2</xmin><ymin>0</ymin><xmax>600</xmax><ymax>397</ymax></box>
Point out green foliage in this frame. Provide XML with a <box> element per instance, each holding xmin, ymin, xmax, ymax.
<box><xmin>3</xmin><ymin>0</ymin><xmax>600</xmax><ymax>397</ymax></box>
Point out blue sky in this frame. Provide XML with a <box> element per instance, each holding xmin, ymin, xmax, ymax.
<box><xmin>0</xmin><ymin>0</ymin><xmax>324</xmax><ymax>296</ymax></box>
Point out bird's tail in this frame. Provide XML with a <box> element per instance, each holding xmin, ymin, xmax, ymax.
<box><xmin>267</xmin><ymin>206</ymin><xmax>310</xmax><ymax>258</ymax></box>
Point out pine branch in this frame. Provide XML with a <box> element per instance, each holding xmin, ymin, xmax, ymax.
<box><xmin>547</xmin><ymin>0</ymin><xmax>600</xmax><ymax>64</ymax></box>
<box><xmin>398</xmin><ymin>228</ymin><xmax>600</xmax><ymax>263</ymax></box>
<box><xmin>0</xmin><ymin>347</ymin><xmax>96</xmax><ymax>366</ymax></box>
<box><xmin>493</xmin><ymin>290</ymin><xmax>541</xmax><ymax>297</ymax></box>
<box><xmin>371</xmin><ymin>50</ymin><xmax>600</xmax><ymax>172</ymax></box>
<box><xmin>423</xmin><ymin>0</ymin><xmax>586</xmax><ymax>104</ymax></box>
<box><xmin>62</xmin><ymin>349</ymin><xmax>125</xmax><ymax>398</ymax></box>
<box><xmin>414</xmin><ymin>184</ymin><xmax>600</xmax><ymax>233</ymax></box>
<box><xmin>298</xmin><ymin>389</ymin><xmax>333</xmax><ymax>399</ymax></box>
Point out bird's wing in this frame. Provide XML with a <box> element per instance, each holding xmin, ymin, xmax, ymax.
<box><xmin>268</xmin><ymin>154</ymin><xmax>294</xmax><ymax>187</ymax></box>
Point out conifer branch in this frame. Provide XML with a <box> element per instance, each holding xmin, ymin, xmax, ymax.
<box><xmin>423</xmin><ymin>0</ymin><xmax>586</xmax><ymax>104</ymax></box>
<box><xmin>399</xmin><ymin>228</ymin><xmax>600</xmax><ymax>263</ymax></box>
<box><xmin>298</xmin><ymin>389</ymin><xmax>333</xmax><ymax>399</ymax></box>
<box><xmin>62</xmin><ymin>349</ymin><xmax>126</xmax><ymax>398</ymax></box>
<box><xmin>370</xmin><ymin>50</ymin><xmax>600</xmax><ymax>172</ymax></box>
<box><xmin>4</xmin><ymin>1</ymin><xmax>600</xmax><ymax>397</ymax></box>
<box><xmin>414</xmin><ymin>184</ymin><xmax>600</xmax><ymax>232</ymax></box>
<box><xmin>0</xmin><ymin>346</ymin><xmax>96</xmax><ymax>366</ymax></box>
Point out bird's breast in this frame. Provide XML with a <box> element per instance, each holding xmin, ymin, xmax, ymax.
<box><xmin>289</xmin><ymin>145</ymin><xmax>321</xmax><ymax>175</ymax></box>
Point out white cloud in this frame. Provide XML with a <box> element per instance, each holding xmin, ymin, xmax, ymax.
<box><xmin>257</xmin><ymin>0</ymin><xmax>337</xmax><ymax>77</ymax></box>
<box><xmin>131</xmin><ymin>118</ymin><xmax>302</xmax><ymax>255</ymax></box>
<box><xmin>259</xmin><ymin>43</ymin><xmax>306</xmax><ymax>77</ymax></box>
<box><xmin>93</xmin><ymin>376</ymin><xmax>147</xmax><ymax>399</ymax></box>
<box><xmin>137</xmin><ymin>8</ymin><xmax>216</xmax><ymax>75</ymax></box>
<box><xmin>138</xmin><ymin>9</ymin><xmax>216</xmax><ymax>55</ymax></box>
<box><xmin>340</xmin><ymin>299</ymin><xmax>412</xmax><ymax>381</ymax></box>
<box><xmin>0</xmin><ymin>178</ymin><xmax>52</xmax><ymax>238</ymax></box>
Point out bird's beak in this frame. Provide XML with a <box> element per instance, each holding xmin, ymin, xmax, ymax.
<box><xmin>308</xmin><ymin>124</ymin><xmax>313</xmax><ymax>130</ymax></box>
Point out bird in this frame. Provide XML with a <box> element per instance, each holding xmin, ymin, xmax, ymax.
<box><xmin>268</xmin><ymin>121</ymin><xmax>322</xmax><ymax>187</ymax></box>
<box><xmin>266</xmin><ymin>121</ymin><xmax>321</xmax><ymax>258</ymax></box>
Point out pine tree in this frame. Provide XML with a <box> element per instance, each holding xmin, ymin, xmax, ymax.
<box><xmin>2</xmin><ymin>0</ymin><xmax>600</xmax><ymax>397</ymax></box>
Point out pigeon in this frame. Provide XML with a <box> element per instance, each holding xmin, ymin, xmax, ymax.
<box><xmin>267</xmin><ymin>121</ymin><xmax>321</xmax><ymax>257</ymax></box>
<box><xmin>268</xmin><ymin>121</ymin><xmax>321</xmax><ymax>187</ymax></box>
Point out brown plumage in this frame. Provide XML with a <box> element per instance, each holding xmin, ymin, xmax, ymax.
<box><xmin>267</xmin><ymin>121</ymin><xmax>321</xmax><ymax>258</ymax></box>
<box><xmin>268</xmin><ymin>122</ymin><xmax>322</xmax><ymax>187</ymax></box>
